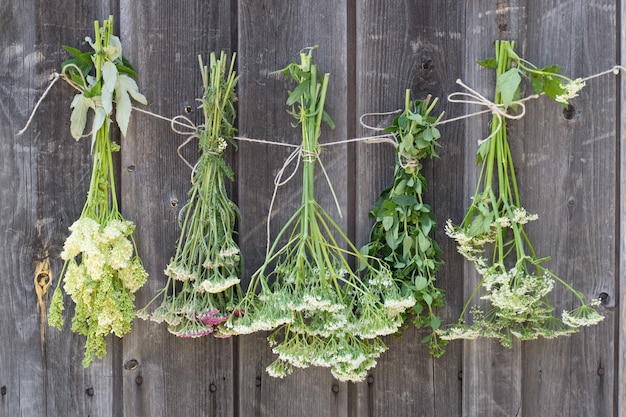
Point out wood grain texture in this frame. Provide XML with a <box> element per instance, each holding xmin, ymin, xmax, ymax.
<box><xmin>0</xmin><ymin>1</ymin><xmax>622</xmax><ymax>416</ymax></box>
<box><xmin>519</xmin><ymin>1</ymin><xmax>616</xmax><ymax>416</ymax></box>
<box><xmin>353</xmin><ymin>1</ymin><xmax>466</xmax><ymax>416</ymax></box>
<box><xmin>236</xmin><ymin>1</ymin><xmax>349</xmax><ymax>416</ymax></box>
<box><xmin>0</xmin><ymin>2</ymin><xmax>119</xmax><ymax>417</ymax></box>
<box><xmin>461</xmin><ymin>1</ymin><xmax>526</xmax><ymax>416</ymax></box>
<box><xmin>119</xmin><ymin>2</ymin><xmax>236</xmax><ymax>416</ymax></box>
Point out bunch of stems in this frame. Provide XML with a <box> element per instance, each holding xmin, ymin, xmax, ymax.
<box><xmin>138</xmin><ymin>52</ymin><xmax>242</xmax><ymax>338</ymax></box>
<box><xmin>48</xmin><ymin>17</ymin><xmax>148</xmax><ymax>367</ymax></box>
<box><xmin>366</xmin><ymin>91</ymin><xmax>446</xmax><ymax>357</ymax></box>
<box><xmin>227</xmin><ymin>48</ymin><xmax>414</xmax><ymax>382</ymax></box>
<box><xmin>440</xmin><ymin>40</ymin><xmax>603</xmax><ymax>346</ymax></box>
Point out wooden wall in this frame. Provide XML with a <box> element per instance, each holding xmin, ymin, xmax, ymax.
<box><xmin>1</xmin><ymin>1</ymin><xmax>621</xmax><ymax>416</ymax></box>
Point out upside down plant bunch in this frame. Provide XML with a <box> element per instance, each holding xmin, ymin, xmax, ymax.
<box><xmin>439</xmin><ymin>40</ymin><xmax>603</xmax><ymax>347</ymax></box>
<box><xmin>227</xmin><ymin>48</ymin><xmax>416</xmax><ymax>382</ymax></box>
<box><xmin>138</xmin><ymin>52</ymin><xmax>243</xmax><ymax>338</ymax></box>
<box><xmin>364</xmin><ymin>91</ymin><xmax>446</xmax><ymax>357</ymax></box>
<box><xmin>48</xmin><ymin>16</ymin><xmax>149</xmax><ymax>367</ymax></box>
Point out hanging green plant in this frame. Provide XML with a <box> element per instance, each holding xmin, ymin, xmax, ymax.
<box><xmin>47</xmin><ymin>16</ymin><xmax>149</xmax><ymax>367</ymax></box>
<box><xmin>227</xmin><ymin>47</ymin><xmax>417</xmax><ymax>382</ymax></box>
<box><xmin>137</xmin><ymin>52</ymin><xmax>242</xmax><ymax>338</ymax></box>
<box><xmin>364</xmin><ymin>91</ymin><xmax>446</xmax><ymax>357</ymax></box>
<box><xmin>439</xmin><ymin>40</ymin><xmax>603</xmax><ymax>346</ymax></box>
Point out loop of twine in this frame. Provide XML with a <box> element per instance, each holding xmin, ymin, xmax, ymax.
<box><xmin>445</xmin><ymin>78</ymin><xmax>538</xmax><ymax>144</ymax></box>
<box><xmin>16</xmin><ymin>62</ymin><xmax>626</xmax><ymax>253</ymax></box>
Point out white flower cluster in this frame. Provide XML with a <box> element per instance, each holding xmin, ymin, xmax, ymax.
<box><xmin>61</xmin><ymin>217</ymin><xmax>147</xmax><ymax>293</ymax></box>
<box><xmin>481</xmin><ymin>267</ymin><xmax>554</xmax><ymax>315</ymax></box>
<box><xmin>555</xmin><ymin>78</ymin><xmax>586</xmax><ymax>105</ymax></box>
<box><xmin>196</xmin><ymin>276</ymin><xmax>240</xmax><ymax>293</ymax></box>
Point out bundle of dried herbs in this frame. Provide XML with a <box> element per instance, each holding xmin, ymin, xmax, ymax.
<box><xmin>138</xmin><ymin>52</ymin><xmax>242</xmax><ymax>338</ymax></box>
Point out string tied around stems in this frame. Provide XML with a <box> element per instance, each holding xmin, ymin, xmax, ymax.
<box><xmin>444</xmin><ymin>78</ymin><xmax>538</xmax><ymax>145</ymax></box>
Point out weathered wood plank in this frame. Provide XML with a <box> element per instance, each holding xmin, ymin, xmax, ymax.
<box><xmin>119</xmin><ymin>2</ymin><xmax>236</xmax><ymax>416</ymax></box>
<box><xmin>353</xmin><ymin>1</ymin><xmax>466</xmax><ymax>416</ymax></box>
<box><xmin>519</xmin><ymin>1</ymin><xmax>616</xmax><ymax>416</ymax></box>
<box><xmin>620</xmin><ymin>0</ymin><xmax>626</xmax><ymax>414</ymax></box>
<box><xmin>236</xmin><ymin>1</ymin><xmax>349</xmax><ymax>416</ymax></box>
<box><xmin>0</xmin><ymin>2</ymin><xmax>119</xmax><ymax>417</ymax></box>
<box><xmin>460</xmin><ymin>1</ymin><xmax>526</xmax><ymax>416</ymax></box>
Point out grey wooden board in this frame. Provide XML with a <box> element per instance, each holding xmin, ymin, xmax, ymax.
<box><xmin>352</xmin><ymin>1</ymin><xmax>467</xmax><ymax>416</ymax></box>
<box><xmin>119</xmin><ymin>1</ymin><xmax>236</xmax><ymax>416</ymax></box>
<box><xmin>0</xmin><ymin>1</ymin><xmax>622</xmax><ymax>416</ymax></box>
<box><xmin>236</xmin><ymin>1</ymin><xmax>350</xmax><ymax>416</ymax></box>
<box><xmin>1</xmin><ymin>1</ymin><xmax>119</xmax><ymax>416</ymax></box>
<box><xmin>518</xmin><ymin>1</ymin><xmax>616</xmax><ymax>415</ymax></box>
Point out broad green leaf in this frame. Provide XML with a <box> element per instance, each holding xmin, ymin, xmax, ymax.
<box><xmin>69</xmin><ymin>93</ymin><xmax>93</xmax><ymax>140</ymax></box>
<box><xmin>392</xmin><ymin>194</ymin><xmax>417</xmax><ymax>207</ymax></box>
<box><xmin>418</xmin><ymin>233</ymin><xmax>431</xmax><ymax>252</ymax></box>
<box><xmin>382</xmin><ymin>216</ymin><xmax>394</xmax><ymax>231</ymax></box>
<box><xmin>403</xmin><ymin>235</ymin><xmax>413</xmax><ymax>258</ymax></box>
<box><xmin>477</xmin><ymin>57</ymin><xmax>498</xmax><ymax>68</ymax></box>
<box><xmin>496</xmin><ymin>68</ymin><xmax>521</xmax><ymax>107</ymax></box>
<box><xmin>414</xmin><ymin>275</ymin><xmax>428</xmax><ymax>291</ymax></box>
<box><xmin>423</xmin><ymin>293</ymin><xmax>433</xmax><ymax>306</ymax></box>
<box><xmin>429</xmin><ymin>316</ymin><xmax>442</xmax><ymax>330</ymax></box>
<box><xmin>530</xmin><ymin>73</ymin><xmax>543</xmax><ymax>95</ymax></box>
<box><xmin>542</xmin><ymin>76</ymin><xmax>565</xmax><ymax>101</ymax></box>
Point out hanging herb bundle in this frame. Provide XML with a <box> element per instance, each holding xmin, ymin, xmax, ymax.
<box><xmin>137</xmin><ymin>52</ymin><xmax>242</xmax><ymax>338</ymax></box>
<box><xmin>364</xmin><ymin>91</ymin><xmax>446</xmax><ymax>357</ymax></box>
<box><xmin>227</xmin><ymin>47</ymin><xmax>416</xmax><ymax>382</ymax></box>
<box><xmin>47</xmin><ymin>16</ymin><xmax>149</xmax><ymax>367</ymax></box>
<box><xmin>439</xmin><ymin>40</ymin><xmax>602</xmax><ymax>346</ymax></box>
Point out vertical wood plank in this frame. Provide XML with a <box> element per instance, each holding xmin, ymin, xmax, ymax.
<box><xmin>620</xmin><ymin>0</ymin><xmax>626</xmax><ymax>414</ymax></box>
<box><xmin>520</xmin><ymin>1</ymin><xmax>616</xmax><ymax>416</ymax></box>
<box><xmin>119</xmin><ymin>2</ymin><xmax>236</xmax><ymax>416</ymax></box>
<box><xmin>461</xmin><ymin>1</ymin><xmax>526</xmax><ymax>416</ymax></box>
<box><xmin>236</xmin><ymin>1</ymin><xmax>349</xmax><ymax>416</ymax></box>
<box><xmin>0</xmin><ymin>1</ymin><xmax>119</xmax><ymax>416</ymax></box>
<box><xmin>353</xmin><ymin>1</ymin><xmax>466</xmax><ymax>416</ymax></box>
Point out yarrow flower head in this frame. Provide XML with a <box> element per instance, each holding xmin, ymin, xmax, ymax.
<box><xmin>138</xmin><ymin>52</ymin><xmax>243</xmax><ymax>339</ymax></box>
<box><xmin>443</xmin><ymin>41</ymin><xmax>602</xmax><ymax>348</ymax></box>
<box><xmin>555</xmin><ymin>78</ymin><xmax>585</xmax><ymax>105</ymax></box>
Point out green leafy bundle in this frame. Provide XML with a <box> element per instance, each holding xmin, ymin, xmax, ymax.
<box><xmin>138</xmin><ymin>52</ymin><xmax>242</xmax><ymax>338</ymax></box>
<box><xmin>365</xmin><ymin>91</ymin><xmax>446</xmax><ymax>357</ymax></box>
<box><xmin>227</xmin><ymin>48</ymin><xmax>417</xmax><ymax>382</ymax></box>
<box><xmin>440</xmin><ymin>40</ymin><xmax>602</xmax><ymax>346</ymax></box>
<box><xmin>48</xmin><ymin>16</ymin><xmax>148</xmax><ymax>367</ymax></box>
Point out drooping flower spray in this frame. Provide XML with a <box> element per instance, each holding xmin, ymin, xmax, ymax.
<box><xmin>48</xmin><ymin>16</ymin><xmax>149</xmax><ymax>367</ymax></box>
<box><xmin>439</xmin><ymin>40</ymin><xmax>602</xmax><ymax>346</ymax></box>
<box><xmin>227</xmin><ymin>48</ymin><xmax>419</xmax><ymax>382</ymax></box>
<box><xmin>138</xmin><ymin>52</ymin><xmax>243</xmax><ymax>338</ymax></box>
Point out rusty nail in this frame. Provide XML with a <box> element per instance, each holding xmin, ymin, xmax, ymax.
<box><xmin>135</xmin><ymin>375</ymin><xmax>143</xmax><ymax>385</ymax></box>
<box><xmin>597</xmin><ymin>367</ymin><xmax>605</xmax><ymax>376</ymax></box>
<box><xmin>209</xmin><ymin>383</ymin><xmax>217</xmax><ymax>392</ymax></box>
<box><xmin>367</xmin><ymin>375</ymin><xmax>374</xmax><ymax>385</ymax></box>
<box><xmin>331</xmin><ymin>384</ymin><xmax>339</xmax><ymax>393</ymax></box>
<box><xmin>85</xmin><ymin>387</ymin><xmax>94</xmax><ymax>396</ymax></box>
